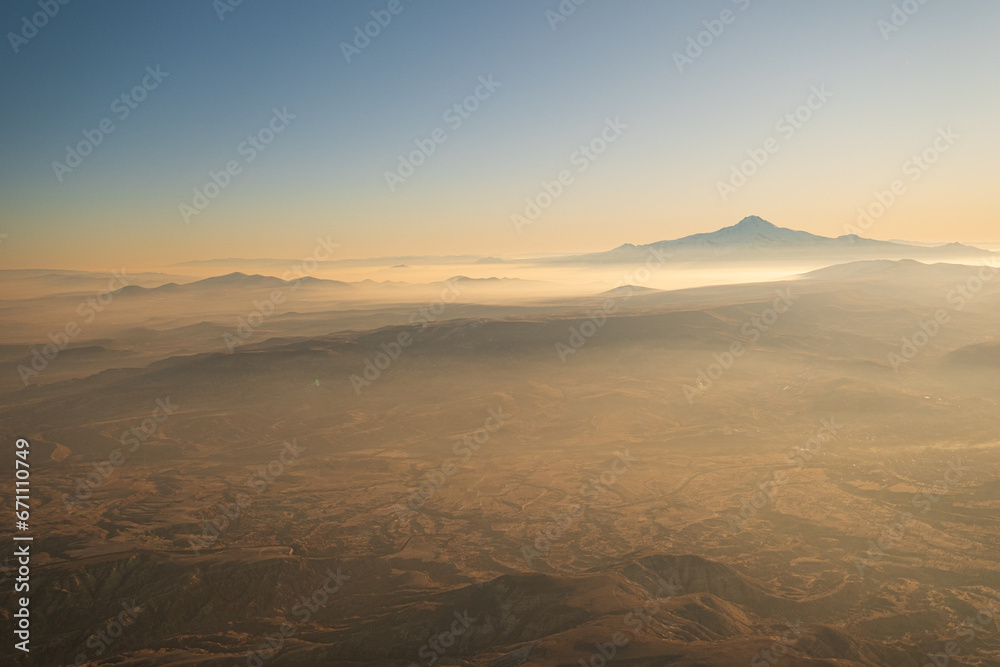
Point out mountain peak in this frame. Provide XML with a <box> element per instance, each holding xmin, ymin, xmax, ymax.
<box><xmin>733</xmin><ymin>215</ymin><xmax>777</xmax><ymax>229</ymax></box>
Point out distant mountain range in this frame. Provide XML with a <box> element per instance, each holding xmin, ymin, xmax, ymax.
<box><xmin>159</xmin><ymin>217</ymin><xmax>992</xmax><ymax>270</ymax></box>
<box><xmin>112</xmin><ymin>272</ymin><xmax>551</xmax><ymax>297</ymax></box>
<box><xmin>114</xmin><ymin>272</ymin><xmax>348</xmax><ymax>295</ymax></box>
<box><xmin>554</xmin><ymin>216</ymin><xmax>990</xmax><ymax>264</ymax></box>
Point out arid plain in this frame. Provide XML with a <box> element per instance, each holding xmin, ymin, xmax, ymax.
<box><xmin>2</xmin><ymin>222</ymin><xmax>1000</xmax><ymax>666</ymax></box>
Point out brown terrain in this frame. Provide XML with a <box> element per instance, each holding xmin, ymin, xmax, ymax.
<box><xmin>1</xmin><ymin>257</ymin><xmax>999</xmax><ymax>666</ymax></box>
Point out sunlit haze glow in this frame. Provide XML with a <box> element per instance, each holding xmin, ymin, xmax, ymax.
<box><xmin>1</xmin><ymin>1</ymin><xmax>999</xmax><ymax>271</ymax></box>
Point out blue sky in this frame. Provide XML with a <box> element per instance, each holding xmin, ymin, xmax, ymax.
<box><xmin>1</xmin><ymin>0</ymin><xmax>998</xmax><ymax>268</ymax></box>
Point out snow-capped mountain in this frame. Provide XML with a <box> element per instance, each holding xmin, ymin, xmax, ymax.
<box><xmin>559</xmin><ymin>216</ymin><xmax>987</xmax><ymax>263</ymax></box>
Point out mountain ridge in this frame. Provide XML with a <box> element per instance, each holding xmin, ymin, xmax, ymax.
<box><xmin>562</xmin><ymin>216</ymin><xmax>989</xmax><ymax>263</ymax></box>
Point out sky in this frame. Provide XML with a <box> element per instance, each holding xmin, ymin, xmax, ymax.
<box><xmin>1</xmin><ymin>0</ymin><xmax>998</xmax><ymax>270</ymax></box>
